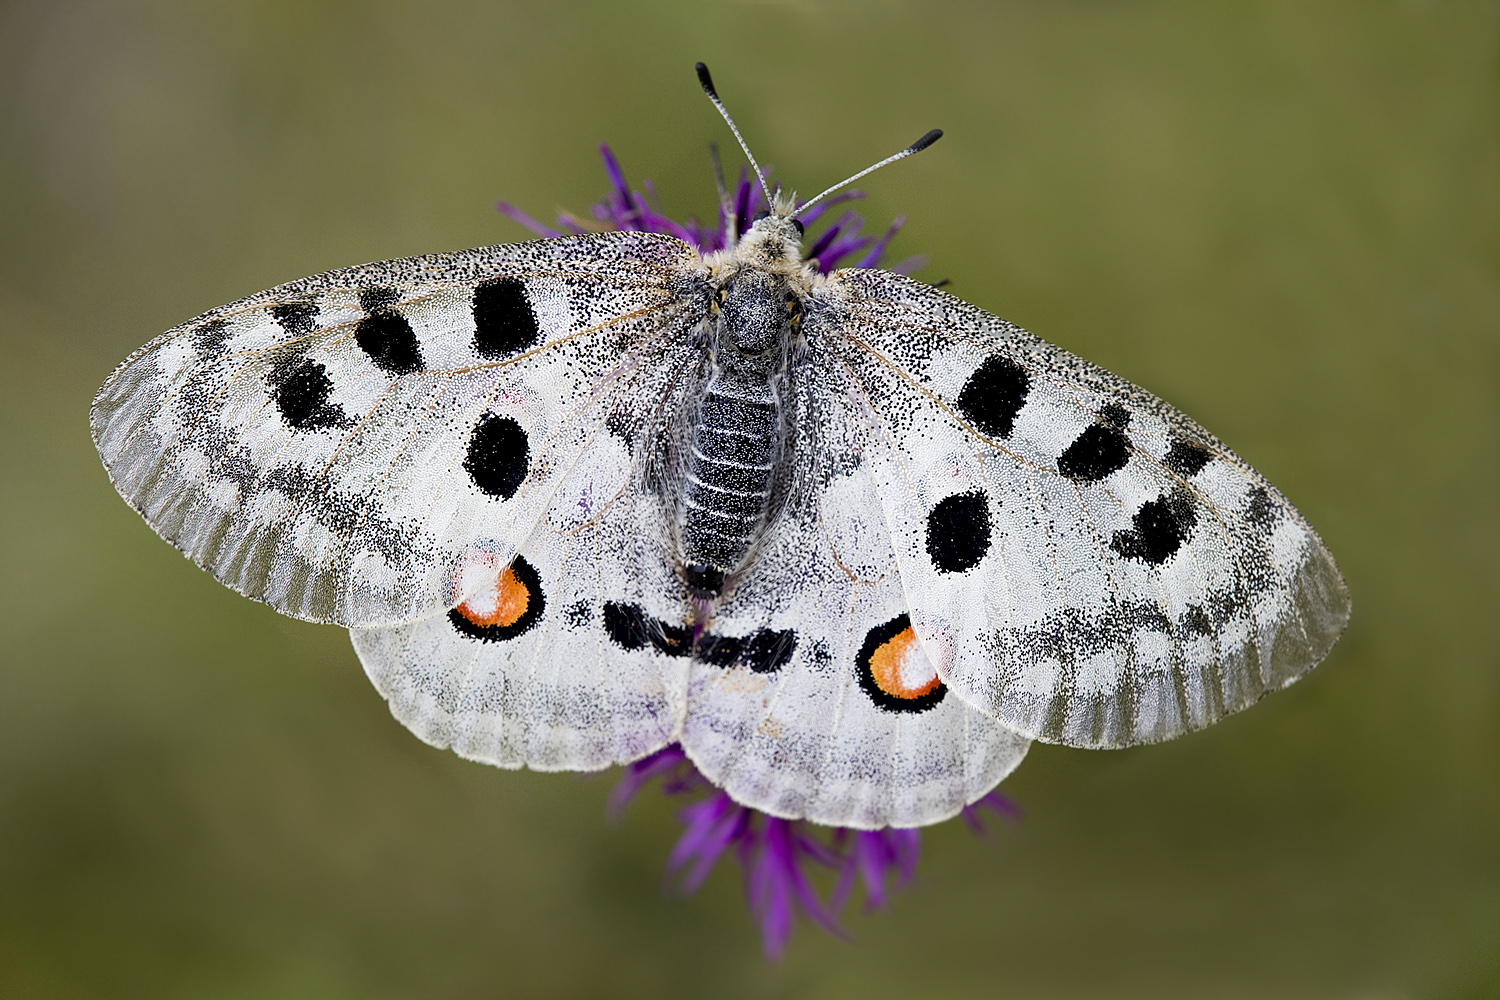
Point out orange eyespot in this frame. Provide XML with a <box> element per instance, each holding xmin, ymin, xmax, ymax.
<box><xmin>455</xmin><ymin>562</ymin><xmax>533</xmax><ymax>628</ymax></box>
<box><xmin>867</xmin><ymin>625</ymin><xmax>941</xmax><ymax>700</ymax></box>
<box><xmin>447</xmin><ymin>554</ymin><xmax>546</xmax><ymax>644</ymax></box>
<box><xmin>856</xmin><ymin>613</ymin><xmax>947</xmax><ymax>714</ymax></box>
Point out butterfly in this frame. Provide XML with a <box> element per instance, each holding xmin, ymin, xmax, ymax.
<box><xmin>90</xmin><ymin>64</ymin><xmax>1349</xmax><ymax>830</ymax></box>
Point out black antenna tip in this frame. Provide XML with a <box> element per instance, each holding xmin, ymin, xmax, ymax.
<box><xmin>909</xmin><ymin>129</ymin><xmax>943</xmax><ymax>154</ymax></box>
<box><xmin>695</xmin><ymin>63</ymin><xmax>719</xmax><ymax>99</ymax></box>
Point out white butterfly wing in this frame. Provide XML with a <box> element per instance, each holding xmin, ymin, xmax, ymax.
<box><xmin>818</xmin><ymin>268</ymin><xmax>1349</xmax><ymax>749</ymax></box>
<box><xmin>351</xmin><ymin>417</ymin><xmax>693</xmax><ymax>770</ymax></box>
<box><xmin>91</xmin><ymin>232</ymin><xmax>702</xmax><ymax>626</ymax></box>
<box><xmin>680</xmin><ymin>385</ymin><xmax>1030</xmax><ymax>829</ymax></box>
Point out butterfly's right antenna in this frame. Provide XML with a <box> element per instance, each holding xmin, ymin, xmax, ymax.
<box><xmin>696</xmin><ymin>63</ymin><xmax>775</xmax><ymax>210</ymax></box>
<box><xmin>795</xmin><ymin>129</ymin><xmax>943</xmax><ymax>215</ymax></box>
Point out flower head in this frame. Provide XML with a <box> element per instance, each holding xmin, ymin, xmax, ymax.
<box><xmin>502</xmin><ymin>147</ymin><xmax>1013</xmax><ymax>959</ymax></box>
<box><xmin>497</xmin><ymin>144</ymin><xmax>927</xmax><ymax>273</ymax></box>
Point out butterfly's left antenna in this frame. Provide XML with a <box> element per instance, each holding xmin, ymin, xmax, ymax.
<box><xmin>696</xmin><ymin>63</ymin><xmax>775</xmax><ymax>210</ymax></box>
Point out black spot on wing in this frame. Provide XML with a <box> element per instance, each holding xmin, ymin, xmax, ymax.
<box><xmin>358</xmin><ymin>286</ymin><xmax>399</xmax><ymax>312</ymax></box>
<box><xmin>1182</xmin><ymin>603</ymin><xmax>1213</xmax><ymax>637</ymax></box>
<box><xmin>192</xmin><ymin>318</ymin><xmax>230</xmax><ymax>353</ymax></box>
<box><xmin>464</xmin><ymin>414</ymin><xmax>529</xmax><ymax>500</ymax></box>
<box><xmin>602</xmin><ymin>602</ymin><xmax>691</xmax><ymax>656</ymax></box>
<box><xmin>270</xmin><ymin>302</ymin><xmax>318</xmax><ymax>336</ymax></box>
<box><xmin>1245</xmin><ymin>486</ymin><xmax>1279</xmax><ymax>529</ymax></box>
<box><xmin>1163</xmin><ymin>439</ymin><xmax>1212</xmax><ymax>477</ymax></box>
<box><xmin>1099</xmin><ymin>403</ymin><xmax>1131</xmax><ymax>429</ymax></box>
<box><xmin>268</xmin><ymin>356</ymin><xmax>346</xmax><ymax>431</ymax></box>
<box><xmin>925</xmin><ymin>491</ymin><xmax>992</xmax><ymax>573</ymax></box>
<box><xmin>473</xmin><ymin>278</ymin><xmax>540</xmax><ymax>359</ymax></box>
<box><xmin>956</xmin><ymin>355</ymin><xmax>1030</xmax><ymax>439</ymax></box>
<box><xmin>355</xmin><ymin>309</ymin><xmax>424</xmax><ymax>376</ymax></box>
<box><xmin>1111</xmin><ymin>490</ymin><xmax>1197</xmax><ymax>564</ymax></box>
<box><xmin>602</xmin><ymin>602</ymin><xmax>649</xmax><ymax>650</ymax></box>
<box><xmin>742</xmin><ymin>629</ymin><xmax>796</xmax><ymax>673</ymax></box>
<box><xmin>700</xmin><ymin>629</ymin><xmax>797</xmax><ymax>673</ymax></box>
<box><xmin>1057</xmin><ymin>423</ymin><xmax>1131</xmax><ymax>482</ymax></box>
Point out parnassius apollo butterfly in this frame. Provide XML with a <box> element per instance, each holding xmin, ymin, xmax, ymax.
<box><xmin>91</xmin><ymin>64</ymin><xmax>1349</xmax><ymax>830</ymax></box>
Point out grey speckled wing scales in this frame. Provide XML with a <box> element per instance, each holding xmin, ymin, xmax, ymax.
<box><xmin>91</xmin><ymin>231</ymin><xmax>703</xmax><ymax>626</ymax></box>
<box><xmin>678</xmin><ymin>373</ymin><xmax>1030</xmax><ymax>828</ymax></box>
<box><xmin>816</xmin><ymin>268</ymin><xmax>1349</xmax><ymax>749</ymax></box>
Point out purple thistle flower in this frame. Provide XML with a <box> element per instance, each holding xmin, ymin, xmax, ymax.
<box><xmin>504</xmin><ymin>147</ymin><xmax>1016</xmax><ymax>959</ymax></box>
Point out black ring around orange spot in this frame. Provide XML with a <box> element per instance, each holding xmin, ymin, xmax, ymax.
<box><xmin>855</xmin><ymin>613</ymin><xmax>947</xmax><ymax>714</ymax></box>
<box><xmin>447</xmin><ymin>555</ymin><xmax>545</xmax><ymax>643</ymax></box>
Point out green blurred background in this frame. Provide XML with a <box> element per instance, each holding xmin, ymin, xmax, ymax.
<box><xmin>2</xmin><ymin>1</ymin><xmax>1496</xmax><ymax>996</ymax></box>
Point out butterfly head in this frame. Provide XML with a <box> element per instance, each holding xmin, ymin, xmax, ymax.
<box><xmin>731</xmin><ymin>198</ymin><xmax>810</xmax><ymax>273</ymax></box>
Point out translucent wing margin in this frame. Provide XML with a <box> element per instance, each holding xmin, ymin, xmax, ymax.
<box><xmin>91</xmin><ymin>231</ymin><xmax>703</xmax><ymax>626</ymax></box>
<box><xmin>817</xmin><ymin>268</ymin><xmax>1349</xmax><ymax>748</ymax></box>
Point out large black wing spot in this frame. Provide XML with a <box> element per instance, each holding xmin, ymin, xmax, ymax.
<box><xmin>1057</xmin><ymin>423</ymin><xmax>1131</xmax><ymax>482</ymax></box>
<box><xmin>463</xmin><ymin>414</ymin><xmax>529</xmax><ymax>500</ymax></box>
<box><xmin>699</xmin><ymin>629</ymin><xmax>797</xmax><ymax>673</ymax></box>
<box><xmin>956</xmin><ymin>355</ymin><xmax>1030</xmax><ymax>439</ymax></box>
<box><xmin>268</xmin><ymin>357</ymin><xmax>346</xmax><ymax>432</ymax></box>
<box><xmin>447</xmin><ymin>555</ymin><xmax>545</xmax><ymax>643</ymax></box>
<box><xmin>925</xmin><ymin>491</ymin><xmax>992</xmax><ymax>573</ymax></box>
<box><xmin>472</xmin><ymin>278</ymin><xmax>540</xmax><ymax>359</ymax></box>
<box><xmin>355</xmin><ymin>309</ymin><xmax>424</xmax><ymax>376</ymax></box>
<box><xmin>602</xmin><ymin>602</ymin><xmax>691</xmax><ymax>656</ymax></box>
<box><xmin>1111</xmin><ymin>490</ymin><xmax>1197</xmax><ymax>564</ymax></box>
<box><xmin>856</xmin><ymin>614</ymin><xmax>947</xmax><ymax>714</ymax></box>
<box><xmin>742</xmin><ymin>629</ymin><xmax>797</xmax><ymax>673</ymax></box>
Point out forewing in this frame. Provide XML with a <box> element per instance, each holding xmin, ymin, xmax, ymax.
<box><xmin>91</xmin><ymin>231</ymin><xmax>703</xmax><ymax>626</ymax></box>
<box><xmin>681</xmin><ymin>386</ymin><xmax>1030</xmax><ymax>829</ymax></box>
<box><xmin>817</xmin><ymin>268</ymin><xmax>1349</xmax><ymax>748</ymax></box>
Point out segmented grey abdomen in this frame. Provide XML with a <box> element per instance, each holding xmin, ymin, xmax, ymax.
<box><xmin>680</xmin><ymin>374</ymin><xmax>783</xmax><ymax>571</ymax></box>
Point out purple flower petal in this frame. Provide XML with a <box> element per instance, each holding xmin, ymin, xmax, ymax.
<box><xmin>796</xmin><ymin>190</ymin><xmax>865</xmax><ymax>228</ymax></box>
<box><xmin>805</xmin><ymin>219</ymin><xmax>846</xmax><ymax>264</ymax></box>
<box><xmin>855</xmin><ymin>216</ymin><xmax>906</xmax><ymax>269</ymax></box>
<box><xmin>732</xmin><ymin>167</ymin><xmax>757</xmax><ymax>242</ymax></box>
<box><xmin>606</xmin><ymin>745</ymin><xmax>691</xmax><ymax>820</ymax></box>
<box><xmin>961</xmin><ymin>790</ymin><xmax>1021</xmax><ymax>834</ymax></box>
<box><xmin>668</xmin><ymin>793</ymin><xmax>745</xmax><ymax>893</ymax></box>
<box><xmin>598</xmin><ymin>144</ymin><xmax>640</xmax><ymax>231</ymax></box>
<box><xmin>494</xmin><ymin>202</ymin><xmax>565</xmax><ymax>239</ymax></box>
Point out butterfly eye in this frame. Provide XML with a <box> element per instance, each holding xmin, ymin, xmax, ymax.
<box><xmin>790</xmin><ymin>218</ymin><xmax>805</xmax><ymax>236</ymax></box>
<box><xmin>751</xmin><ymin>209</ymin><xmax>771</xmax><ymax>225</ymax></box>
